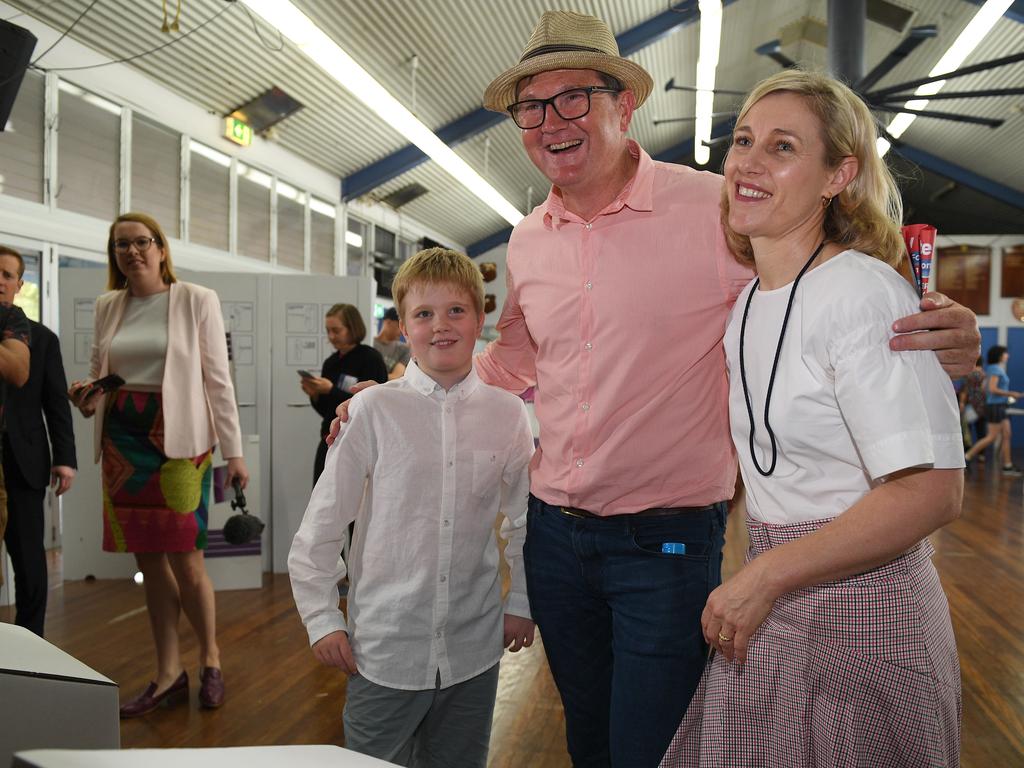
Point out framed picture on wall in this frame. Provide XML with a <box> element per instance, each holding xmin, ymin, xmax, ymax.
<box><xmin>1001</xmin><ymin>244</ymin><xmax>1024</xmax><ymax>298</ymax></box>
<box><xmin>935</xmin><ymin>245</ymin><xmax>991</xmax><ymax>316</ymax></box>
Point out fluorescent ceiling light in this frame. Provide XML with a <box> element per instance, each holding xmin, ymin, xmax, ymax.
<box><xmin>345</xmin><ymin>230</ymin><xmax>364</xmax><ymax>248</ymax></box>
<box><xmin>877</xmin><ymin>0</ymin><xmax>1012</xmax><ymax>156</ymax></box>
<box><xmin>239</xmin><ymin>0</ymin><xmax>523</xmax><ymax>227</ymax></box>
<box><xmin>694</xmin><ymin>0</ymin><xmax>723</xmax><ymax>165</ymax></box>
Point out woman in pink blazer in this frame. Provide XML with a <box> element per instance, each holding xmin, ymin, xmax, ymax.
<box><xmin>70</xmin><ymin>212</ymin><xmax>249</xmax><ymax>718</ymax></box>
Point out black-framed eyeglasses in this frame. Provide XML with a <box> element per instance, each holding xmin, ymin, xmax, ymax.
<box><xmin>508</xmin><ymin>86</ymin><xmax>622</xmax><ymax>130</ymax></box>
<box><xmin>113</xmin><ymin>236</ymin><xmax>158</xmax><ymax>253</ymax></box>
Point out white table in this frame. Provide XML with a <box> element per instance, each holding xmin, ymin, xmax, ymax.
<box><xmin>12</xmin><ymin>746</ymin><xmax>399</xmax><ymax>768</ymax></box>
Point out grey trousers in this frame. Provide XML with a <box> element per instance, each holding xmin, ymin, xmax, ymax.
<box><xmin>342</xmin><ymin>664</ymin><xmax>500</xmax><ymax>768</ymax></box>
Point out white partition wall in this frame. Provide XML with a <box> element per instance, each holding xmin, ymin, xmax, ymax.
<box><xmin>178</xmin><ymin>270</ymin><xmax>273</xmax><ymax>573</ymax></box>
<box><xmin>58</xmin><ymin>267</ymin><xmax>131</xmax><ymax>580</ymax></box>
<box><xmin>269</xmin><ymin>275</ymin><xmax>376</xmax><ymax>572</ymax></box>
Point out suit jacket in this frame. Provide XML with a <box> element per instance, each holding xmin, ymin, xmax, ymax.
<box><xmin>4</xmin><ymin>319</ymin><xmax>77</xmax><ymax>489</ymax></box>
<box><xmin>90</xmin><ymin>281</ymin><xmax>243</xmax><ymax>462</ymax></box>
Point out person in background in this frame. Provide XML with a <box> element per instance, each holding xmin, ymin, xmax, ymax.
<box><xmin>0</xmin><ymin>250</ymin><xmax>30</xmax><ymax>591</ymax></box>
<box><xmin>0</xmin><ymin>246</ymin><xmax>76</xmax><ymax>637</ymax></box>
<box><xmin>373</xmin><ymin>306</ymin><xmax>411</xmax><ymax>380</ymax></box>
<box><xmin>965</xmin><ymin>345</ymin><xmax>1022</xmax><ymax>475</ymax></box>
<box><xmin>662</xmin><ymin>69</ymin><xmax>962</xmax><ymax>766</ymax></box>
<box><xmin>301</xmin><ymin>303</ymin><xmax>387</xmax><ymax>486</ymax></box>
<box><xmin>959</xmin><ymin>357</ymin><xmax>987</xmax><ymax>454</ymax></box>
<box><xmin>69</xmin><ymin>212</ymin><xmax>249</xmax><ymax>718</ymax></box>
<box><xmin>289</xmin><ymin>248</ymin><xmax>535</xmax><ymax>768</ymax></box>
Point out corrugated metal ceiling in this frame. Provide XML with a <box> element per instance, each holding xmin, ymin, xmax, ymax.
<box><xmin>8</xmin><ymin>0</ymin><xmax>1023</xmax><ymax>246</ymax></box>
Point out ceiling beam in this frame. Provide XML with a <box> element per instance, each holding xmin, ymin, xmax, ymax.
<box><xmin>960</xmin><ymin>0</ymin><xmax>1024</xmax><ymax>25</ymax></box>
<box><xmin>893</xmin><ymin>142</ymin><xmax>1024</xmax><ymax>210</ymax></box>
<box><xmin>342</xmin><ymin>1</ymin><xmax>741</xmax><ymax>201</ymax></box>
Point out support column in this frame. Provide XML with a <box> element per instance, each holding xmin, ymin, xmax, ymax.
<box><xmin>828</xmin><ymin>0</ymin><xmax>866</xmax><ymax>84</ymax></box>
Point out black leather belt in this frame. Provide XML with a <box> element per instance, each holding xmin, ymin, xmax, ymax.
<box><xmin>559</xmin><ymin>504</ymin><xmax>716</xmax><ymax>519</ymax></box>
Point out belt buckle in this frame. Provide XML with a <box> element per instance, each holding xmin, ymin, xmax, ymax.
<box><xmin>560</xmin><ymin>506</ymin><xmax>587</xmax><ymax>518</ymax></box>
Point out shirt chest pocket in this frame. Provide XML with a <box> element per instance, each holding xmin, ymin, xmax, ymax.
<box><xmin>471</xmin><ymin>449</ymin><xmax>507</xmax><ymax>498</ymax></box>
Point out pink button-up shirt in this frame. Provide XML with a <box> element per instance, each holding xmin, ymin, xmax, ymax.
<box><xmin>476</xmin><ymin>142</ymin><xmax>753</xmax><ymax>515</ymax></box>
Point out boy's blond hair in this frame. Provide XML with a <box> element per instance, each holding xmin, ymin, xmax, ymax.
<box><xmin>392</xmin><ymin>248</ymin><xmax>485</xmax><ymax>318</ymax></box>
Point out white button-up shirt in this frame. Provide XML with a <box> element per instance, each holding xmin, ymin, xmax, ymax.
<box><xmin>288</xmin><ymin>362</ymin><xmax>534</xmax><ymax>691</ymax></box>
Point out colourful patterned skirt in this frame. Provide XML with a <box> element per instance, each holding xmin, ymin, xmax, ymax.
<box><xmin>661</xmin><ymin>517</ymin><xmax>961</xmax><ymax>768</ymax></box>
<box><xmin>101</xmin><ymin>390</ymin><xmax>212</xmax><ymax>553</ymax></box>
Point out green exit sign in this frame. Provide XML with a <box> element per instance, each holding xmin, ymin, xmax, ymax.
<box><xmin>224</xmin><ymin>116</ymin><xmax>253</xmax><ymax>147</ymax></box>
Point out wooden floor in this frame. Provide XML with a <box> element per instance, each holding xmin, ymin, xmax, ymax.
<box><xmin>3</xmin><ymin>462</ymin><xmax>1022</xmax><ymax>766</ymax></box>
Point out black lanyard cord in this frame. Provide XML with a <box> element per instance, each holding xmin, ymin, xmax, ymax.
<box><xmin>739</xmin><ymin>240</ymin><xmax>827</xmax><ymax>477</ymax></box>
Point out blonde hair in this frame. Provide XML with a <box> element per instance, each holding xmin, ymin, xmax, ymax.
<box><xmin>392</xmin><ymin>248</ymin><xmax>485</xmax><ymax>318</ymax></box>
<box><xmin>325</xmin><ymin>303</ymin><xmax>367</xmax><ymax>343</ymax></box>
<box><xmin>723</xmin><ymin>69</ymin><xmax>904</xmax><ymax>268</ymax></box>
<box><xmin>106</xmin><ymin>212</ymin><xmax>178</xmax><ymax>290</ymax></box>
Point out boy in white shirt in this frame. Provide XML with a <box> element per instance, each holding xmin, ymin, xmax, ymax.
<box><xmin>288</xmin><ymin>248</ymin><xmax>535</xmax><ymax>768</ymax></box>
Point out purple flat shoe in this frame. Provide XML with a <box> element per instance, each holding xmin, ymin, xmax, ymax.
<box><xmin>119</xmin><ymin>670</ymin><xmax>188</xmax><ymax>718</ymax></box>
<box><xmin>199</xmin><ymin>666</ymin><xmax>225</xmax><ymax>709</ymax></box>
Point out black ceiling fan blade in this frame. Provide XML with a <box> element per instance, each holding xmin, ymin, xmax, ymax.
<box><xmin>855</xmin><ymin>25</ymin><xmax>937</xmax><ymax>93</ymax></box>
<box><xmin>653</xmin><ymin>111</ymin><xmax>736</xmax><ymax>126</ymax></box>
<box><xmin>701</xmin><ymin>134</ymin><xmax>733</xmax><ymax>149</ymax></box>
<box><xmin>664</xmin><ymin>78</ymin><xmax>748</xmax><ymax>96</ymax></box>
<box><xmin>868</xmin><ymin>103</ymin><xmax>1004</xmax><ymax>128</ymax></box>
<box><xmin>870</xmin><ymin>87</ymin><xmax>1024</xmax><ymax>102</ymax></box>
<box><xmin>755</xmin><ymin>40</ymin><xmax>797</xmax><ymax>69</ymax></box>
<box><xmin>867</xmin><ymin>51</ymin><xmax>1024</xmax><ymax>99</ymax></box>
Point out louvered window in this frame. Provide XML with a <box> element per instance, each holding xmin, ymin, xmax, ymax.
<box><xmin>237</xmin><ymin>164</ymin><xmax>271</xmax><ymax>261</ymax></box>
<box><xmin>0</xmin><ymin>70</ymin><xmax>44</xmax><ymax>203</ymax></box>
<box><xmin>276</xmin><ymin>181</ymin><xmax>306</xmax><ymax>270</ymax></box>
<box><xmin>131</xmin><ymin>115</ymin><xmax>180</xmax><ymax>237</ymax></box>
<box><xmin>57</xmin><ymin>83</ymin><xmax>119</xmax><ymax>220</ymax></box>
<box><xmin>310</xmin><ymin>198</ymin><xmax>335</xmax><ymax>275</ymax></box>
<box><xmin>346</xmin><ymin>216</ymin><xmax>368</xmax><ymax>276</ymax></box>
<box><xmin>188</xmin><ymin>141</ymin><xmax>229</xmax><ymax>250</ymax></box>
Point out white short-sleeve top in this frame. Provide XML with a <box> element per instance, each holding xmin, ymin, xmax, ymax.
<box><xmin>725</xmin><ymin>249</ymin><xmax>964</xmax><ymax>525</ymax></box>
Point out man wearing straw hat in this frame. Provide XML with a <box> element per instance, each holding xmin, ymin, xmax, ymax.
<box><xmin>474</xmin><ymin>9</ymin><xmax>979</xmax><ymax>767</ymax></box>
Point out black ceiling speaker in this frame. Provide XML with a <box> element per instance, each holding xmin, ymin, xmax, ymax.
<box><xmin>0</xmin><ymin>19</ymin><xmax>37</xmax><ymax>132</ymax></box>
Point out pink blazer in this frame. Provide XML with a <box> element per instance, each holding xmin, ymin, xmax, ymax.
<box><xmin>89</xmin><ymin>281</ymin><xmax>244</xmax><ymax>462</ymax></box>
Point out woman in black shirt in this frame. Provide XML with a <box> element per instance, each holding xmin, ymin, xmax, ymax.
<box><xmin>301</xmin><ymin>303</ymin><xmax>387</xmax><ymax>485</ymax></box>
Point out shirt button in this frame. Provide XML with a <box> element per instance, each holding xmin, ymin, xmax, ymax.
<box><xmin>445</xmin><ymin>406</ymin><xmax>452</xmax><ymax>413</ymax></box>
<box><xmin>585</xmin><ymin>222</ymin><xmax>592</xmax><ymax>230</ymax></box>
<box><xmin>584</xmin><ymin>342</ymin><xmax>593</xmax><ymax>350</ymax></box>
<box><xmin>448</xmin><ymin>460</ymin><xmax>453</xmax><ymax>467</ymax></box>
<box><xmin>440</xmin><ymin>575</ymin><xmax>447</xmax><ymax>582</ymax></box>
<box><xmin>575</xmin><ymin>458</ymin><xmax>584</xmax><ymax>468</ymax></box>
<box><xmin>436</xmin><ymin>631</ymin><xmax>442</xmax><ymax>638</ymax></box>
<box><xmin>443</xmin><ymin>520</ymin><xmax>450</xmax><ymax>527</ymax></box>
<box><xmin>585</xmin><ymin>281</ymin><xmax>593</xmax><ymax>290</ymax></box>
<box><xmin>581</xmin><ymin>402</ymin><xmax>590</xmax><ymax>411</ymax></box>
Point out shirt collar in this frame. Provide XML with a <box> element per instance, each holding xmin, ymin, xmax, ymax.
<box><xmin>404</xmin><ymin>360</ymin><xmax>480</xmax><ymax>401</ymax></box>
<box><xmin>541</xmin><ymin>140</ymin><xmax>655</xmax><ymax>229</ymax></box>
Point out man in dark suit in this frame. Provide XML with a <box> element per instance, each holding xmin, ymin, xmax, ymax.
<box><xmin>0</xmin><ymin>246</ymin><xmax>75</xmax><ymax>637</ymax></box>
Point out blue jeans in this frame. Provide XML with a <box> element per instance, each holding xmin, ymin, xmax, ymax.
<box><xmin>524</xmin><ymin>495</ymin><xmax>727</xmax><ymax>768</ymax></box>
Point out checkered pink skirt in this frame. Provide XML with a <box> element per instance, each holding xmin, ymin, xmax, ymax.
<box><xmin>661</xmin><ymin>517</ymin><xmax>961</xmax><ymax>768</ymax></box>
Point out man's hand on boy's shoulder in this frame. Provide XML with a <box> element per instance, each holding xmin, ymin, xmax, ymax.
<box><xmin>503</xmin><ymin>614</ymin><xmax>536</xmax><ymax>653</ymax></box>
<box><xmin>326</xmin><ymin>380</ymin><xmax>380</xmax><ymax>446</ymax></box>
<box><xmin>313</xmin><ymin>630</ymin><xmax>359</xmax><ymax>675</ymax></box>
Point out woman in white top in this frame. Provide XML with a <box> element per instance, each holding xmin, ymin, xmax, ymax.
<box><xmin>69</xmin><ymin>213</ymin><xmax>249</xmax><ymax>719</ymax></box>
<box><xmin>661</xmin><ymin>71</ymin><xmax>963</xmax><ymax>766</ymax></box>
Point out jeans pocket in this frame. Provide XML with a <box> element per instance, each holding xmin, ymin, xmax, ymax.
<box><xmin>629</xmin><ymin>520</ymin><xmax>712</xmax><ymax>561</ymax></box>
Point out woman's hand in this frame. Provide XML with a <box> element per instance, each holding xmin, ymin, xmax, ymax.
<box><xmin>68</xmin><ymin>380</ymin><xmax>102</xmax><ymax>417</ymax></box>
<box><xmin>702</xmin><ymin>559</ymin><xmax>778</xmax><ymax>664</ymax></box>
<box><xmin>300</xmin><ymin>376</ymin><xmax>333</xmax><ymax>397</ymax></box>
<box><xmin>225</xmin><ymin>456</ymin><xmax>249</xmax><ymax>491</ymax></box>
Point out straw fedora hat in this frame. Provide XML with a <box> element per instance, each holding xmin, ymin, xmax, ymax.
<box><xmin>483</xmin><ymin>11</ymin><xmax>654</xmax><ymax>113</ymax></box>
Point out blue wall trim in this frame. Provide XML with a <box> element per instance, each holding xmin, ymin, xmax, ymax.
<box><xmin>467</xmin><ymin>227</ymin><xmax>514</xmax><ymax>258</ymax></box>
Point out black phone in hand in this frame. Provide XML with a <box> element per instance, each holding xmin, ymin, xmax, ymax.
<box><xmin>88</xmin><ymin>373</ymin><xmax>126</xmax><ymax>395</ymax></box>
